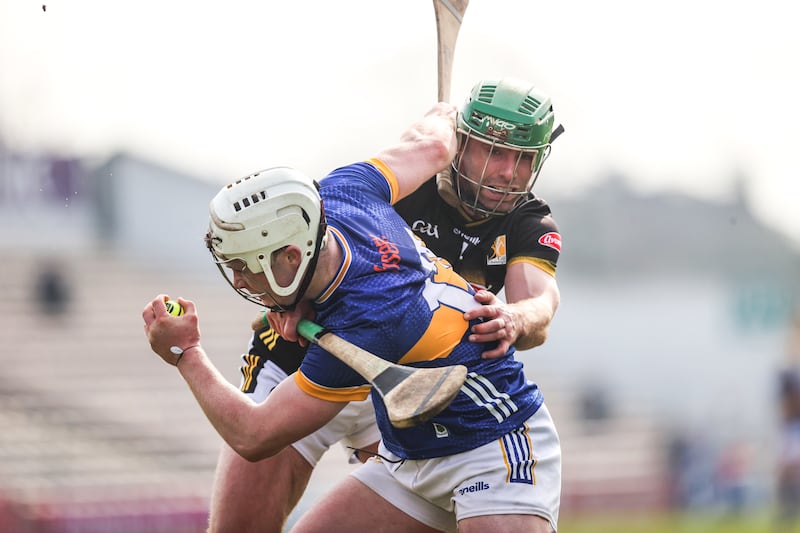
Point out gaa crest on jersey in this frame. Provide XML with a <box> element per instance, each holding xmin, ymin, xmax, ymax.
<box><xmin>538</xmin><ymin>232</ymin><xmax>561</xmax><ymax>252</ymax></box>
<box><xmin>487</xmin><ymin>235</ymin><xmax>507</xmax><ymax>266</ymax></box>
<box><xmin>411</xmin><ymin>219</ymin><xmax>439</xmax><ymax>239</ymax></box>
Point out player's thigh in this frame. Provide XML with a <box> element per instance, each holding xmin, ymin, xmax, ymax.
<box><xmin>290</xmin><ymin>476</ymin><xmax>442</xmax><ymax>533</ymax></box>
<box><xmin>458</xmin><ymin>513</ymin><xmax>554</xmax><ymax>533</ymax></box>
<box><xmin>209</xmin><ymin>443</ymin><xmax>313</xmax><ymax>533</ymax></box>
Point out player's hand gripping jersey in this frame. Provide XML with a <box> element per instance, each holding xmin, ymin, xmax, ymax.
<box><xmin>294</xmin><ymin>160</ymin><xmax>544</xmax><ymax>459</ymax></box>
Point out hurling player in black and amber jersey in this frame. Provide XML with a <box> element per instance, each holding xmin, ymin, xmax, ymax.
<box><xmin>208</xmin><ymin>78</ymin><xmax>564</xmax><ymax>533</ymax></box>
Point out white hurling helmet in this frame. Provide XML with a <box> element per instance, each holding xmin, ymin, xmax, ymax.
<box><xmin>205</xmin><ymin>167</ymin><xmax>326</xmax><ymax>309</ymax></box>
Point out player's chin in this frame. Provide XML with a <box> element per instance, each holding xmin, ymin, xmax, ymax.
<box><xmin>478</xmin><ymin>196</ymin><xmax>515</xmax><ymax>213</ymax></box>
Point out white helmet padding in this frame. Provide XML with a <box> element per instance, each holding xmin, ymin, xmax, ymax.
<box><xmin>207</xmin><ymin>167</ymin><xmax>324</xmax><ymax>299</ymax></box>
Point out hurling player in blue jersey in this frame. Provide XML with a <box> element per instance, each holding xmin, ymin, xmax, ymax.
<box><xmin>210</xmin><ymin>78</ymin><xmax>565</xmax><ymax>533</ymax></box>
<box><xmin>143</xmin><ymin>99</ymin><xmax>561</xmax><ymax>532</ymax></box>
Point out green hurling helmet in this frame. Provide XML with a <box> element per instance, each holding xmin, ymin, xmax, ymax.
<box><xmin>453</xmin><ymin>78</ymin><xmax>561</xmax><ymax>216</ymax></box>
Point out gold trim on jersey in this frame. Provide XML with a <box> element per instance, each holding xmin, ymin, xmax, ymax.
<box><xmin>294</xmin><ymin>371</ymin><xmax>371</xmax><ymax>402</ymax></box>
<box><xmin>399</xmin><ymin>252</ymin><xmax>473</xmax><ymax>365</ymax></box>
<box><xmin>258</xmin><ymin>327</ymin><xmax>280</xmax><ymax>350</ymax></box>
<box><xmin>366</xmin><ymin>158</ymin><xmax>399</xmax><ymax>203</ymax></box>
<box><xmin>315</xmin><ymin>227</ymin><xmax>352</xmax><ymax>304</ymax></box>
<box><xmin>508</xmin><ymin>256</ymin><xmax>557</xmax><ymax>278</ymax></box>
<box><xmin>240</xmin><ymin>353</ymin><xmax>260</xmax><ymax>393</ymax></box>
<box><xmin>399</xmin><ymin>305</ymin><xmax>467</xmax><ymax>365</ymax></box>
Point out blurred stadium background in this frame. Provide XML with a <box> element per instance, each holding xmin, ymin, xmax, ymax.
<box><xmin>1</xmin><ymin>146</ymin><xmax>798</xmax><ymax>531</ymax></box>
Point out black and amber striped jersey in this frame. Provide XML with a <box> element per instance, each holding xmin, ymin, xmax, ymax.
<box><xmin>394</xmin><ymin>177</ymin><xmax>561</xmax><ymax>294</ymax></box>
<box><xmin>240</xmin><ymin>326</ymin><xmax>307</xmax><ymax>393</ymax></box>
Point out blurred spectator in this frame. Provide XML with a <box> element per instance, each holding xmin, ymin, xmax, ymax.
<box><xmin>715</xmin><ymin>440</ymin><xmax>754</xmax><ymax>515</ymax></box>
<box><xmin>777</xmin><ymin>312</ymin><xmax>800</xmax><ymax>531</ymax></box>
<box><xmin>578</xmin><ymin>383</ymin><xmax>611</xmax><ymax>422</ymax></box>
<box><xmin>668</xmin><ymin>430</ymin><xmax>716</xmax><ymax>510</ymax></box>
<box><xmin>34</xmin><ymin>259</ymin><xmax>71</xmax><ymax>317</ymax></box>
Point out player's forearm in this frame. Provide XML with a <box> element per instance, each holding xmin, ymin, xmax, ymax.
<box><xmin>177</xmin><ymin>347</ymin><xmax>287</xmax><ymax>461</ymax></box>
<box><xmin>502</xmin><ymin>265</ymin><xmax>560</xmax><ymax>351</ymax></box>
<box><xmin>508</xmin><ymin>297</ymin><xmax>557</xmax><ymax>351</ymax></box>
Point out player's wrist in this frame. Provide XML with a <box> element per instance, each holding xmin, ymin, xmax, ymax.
<box><xmin>169</xmin><ymin>344</ymin><xmax>201</xmax><ymax>367</ymax></box>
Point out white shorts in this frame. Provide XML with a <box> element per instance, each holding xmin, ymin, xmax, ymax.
<box><xmin>243</xmin><ymin>360</ymin><xmax>380</xmax><ymax>466</ymax></box>
<box><xmin>351</xmin><ymin>404</ymin><xmax>561</xmax><ymax>532</ymax></box>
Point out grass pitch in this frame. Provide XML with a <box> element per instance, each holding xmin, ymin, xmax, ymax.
<box><xmin>559</xmin><ymin>511</ymin><xmax>794</xmax><ymax>533</ymax></box>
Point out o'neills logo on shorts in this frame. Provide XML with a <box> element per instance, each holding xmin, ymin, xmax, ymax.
<box><xmin>538</xmin><ymin>232</ymin><xmax>561</xmax><ymax>252</ymax></box>
<box><xmin>458</xmin><ymin>481</ymin><xmax>490</xmax><ymax>495</ymax></box>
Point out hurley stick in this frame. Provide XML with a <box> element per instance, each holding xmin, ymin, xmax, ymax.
<box><xmin>433</xmin><ymin>0</ymin><xmax>469</xmax><ymax>102</ymax></box>
<box><xmin>297</xmin><ymin>320</ymin><xmax>466</xmax><ymax>428</ymax></box>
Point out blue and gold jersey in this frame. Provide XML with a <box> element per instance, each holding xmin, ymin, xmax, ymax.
<box><xmin>294</xmin><ymin>160</ymin><xmax>543</xmax><ymax>459</ymax></box>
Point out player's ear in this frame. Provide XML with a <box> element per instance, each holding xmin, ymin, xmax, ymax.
<box><xmin>271</xmin><ymin>245</ymin><xmax>303</xmax><ymax>269</ymax></box>
<box><xmin>285</xmin><ymin>245</ymin><xmax>304</xmax><ymax>267</ymax></box>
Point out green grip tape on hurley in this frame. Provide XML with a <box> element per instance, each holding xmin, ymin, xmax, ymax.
<box><xmin>297</xmin><ymin>319</ymin><xmax>325</xmax><ymax>344</ymax></box>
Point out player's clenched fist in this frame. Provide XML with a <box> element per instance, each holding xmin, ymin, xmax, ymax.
<box><xmin>142</xmin><ymin>294</ymin><xmax>202</xmax><ymax>366</ymax></box>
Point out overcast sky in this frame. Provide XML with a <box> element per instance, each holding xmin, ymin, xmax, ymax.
<box><xmin>1</xmin><ymin>0</ymin><xmax>798</xmax><ymax>248</ymax></box>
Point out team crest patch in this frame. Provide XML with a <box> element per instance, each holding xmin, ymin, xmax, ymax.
<box><xmin>487</xmin><ymin>235</ymin><xmax>507</xmax><ymax>266</ymax></box>
<box><xmin>538</xmin><ymin>232</ymin><xmax>561</xmax><ymax>252</ymax></box>
<box><xmin>433</xmin><ymin>423</ymin><xmax>450</xmax><ymax>438</ymax></box>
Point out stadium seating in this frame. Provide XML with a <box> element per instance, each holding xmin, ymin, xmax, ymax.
<box><xmin>0</xmin><ymin>250</ymin><xmax>253</xmax><ymax>532</ymax></box>
<box><xmin>0</xmin><ymin>250</ymin><xmax>671</xmax><ymax>531</ymax></box>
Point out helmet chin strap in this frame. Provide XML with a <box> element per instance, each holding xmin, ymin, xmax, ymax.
<box><xmin>436</xmin><ymin>168</ymin><xmax>461</xmax><ymax>209</ymax></box>
<box><xmin>550</xmin><ymin>123</ymin><xmax>566</xmax><ymax>143</ymax></box>
<box><xmin>267</xmin><ymin>253</ymin><xmax>315</xmax><ymax>313</ymax></box>
<box><xmin>268</xmin><ymin>208</ymin><xmax>328</xmax><ymax>313</ymax></box>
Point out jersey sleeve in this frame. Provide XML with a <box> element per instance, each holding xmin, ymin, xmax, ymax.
<box><xmin>294</xmin><ymin>345</ymin><xmax>372</xmax><ymax>402</ymax></box>
<box><xmin>365</xmin><ymin>158</ymin><xmax>400</xmax><ymax>203</ymax></box>
<box><xmin>507</xmin><ymin>205</ymin><xmax>561</xmax><ymax>276</ymax></box>
<box><xmin>321</xmin><ymin>160</ymin><xmax>396</xmax><ymax>205</ymax></box>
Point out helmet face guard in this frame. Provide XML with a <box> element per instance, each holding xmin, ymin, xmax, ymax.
<box><xmin>453</xmin><ymin>78</ymin><xmax>557</xmax><ymax>216</ymax></box>
<box><xmin>204</xmin><ymin>167</ymin><xmax>326</xmax><ymax>311</ymax></box>
<box><xmin>452</xmin><ymin>133</ymin><xmax>551</xmax><ymax>216</ymax></box>
<box><xmin>206</xmin><ymin>252</ymin><xmax>274</xmax><ymax>308</ymax></box>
